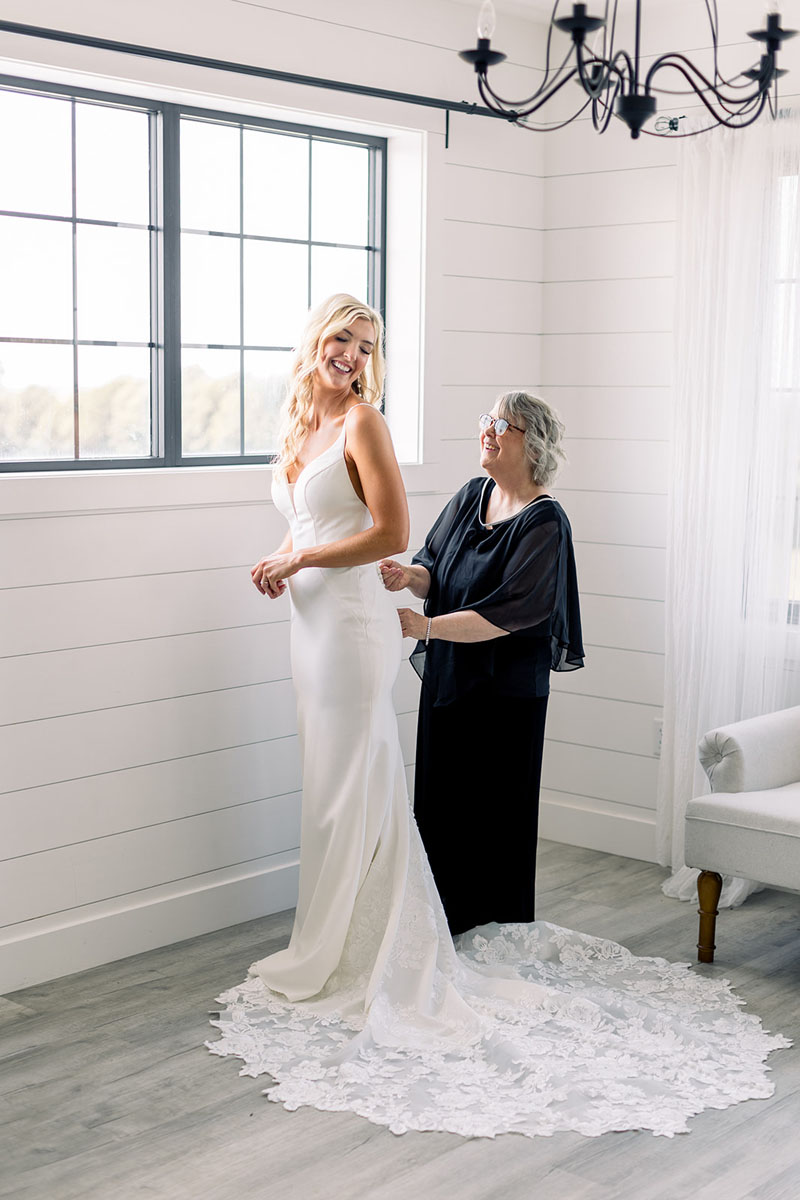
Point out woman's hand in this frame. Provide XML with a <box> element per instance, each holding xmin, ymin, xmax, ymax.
<box><xmin>378</xmin><ymin>559</ymin><xmax>413</xmax><ymax>592</ymax></box>
<box><xmin>397</xmin><ymin>607</ymin><xmax>427</xmax><ymax>640</ymax></box>
<box><xmin>251</xmin><ymin>551</ymin><xmax>302</xmax><ymax>598</ymax></box>
<box><xmin>379</xmin><ymin>560</ymin><xmax>431</xmax><ymax>599</ymax></box>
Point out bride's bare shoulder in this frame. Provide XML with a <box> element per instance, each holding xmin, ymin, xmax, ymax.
<box><xmin>345</xmin><ymin>401</ymin><xmax>384</xmax><ymax>426</ymax></box>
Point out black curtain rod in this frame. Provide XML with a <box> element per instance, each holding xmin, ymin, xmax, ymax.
<box><xmin>0</xmin><ymin>19</ymin><xmax>504</xmax><ymax>121</ymax></box>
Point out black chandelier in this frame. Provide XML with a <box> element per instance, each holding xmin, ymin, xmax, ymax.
<box><xmin>459</xmin><ymin>1</ymin><xmax>796</xmax><ymax>139</ymax></box>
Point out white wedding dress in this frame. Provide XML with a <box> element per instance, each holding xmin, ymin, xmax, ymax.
<box><xmin>207</xmin><ymin>407</ymin><xmax>788</xmax><ymax>1138</ymax></box>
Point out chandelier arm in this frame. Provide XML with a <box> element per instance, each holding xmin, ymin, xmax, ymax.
<box><xmin>608</xmin><ymin>48</ymin><xmax>635</xmax><ymax>87</ymax></box>
<box><xmin>477</xmin><ymin>64</ymin><xmax>584</xmax><ymax>119</ymax></box>
<box><xmin>606</xmin><ymin>0</ymin><xmax>619</xmax><ymax>64</ymax></box>
<box><xmin>646</xmin><ymin>52</ymin><xmax>774</xmax><ymax>107</ymax></box>
<box><xmin>645</xmin><ymin>72</ymin><xmax>771</xmax><ymax>98</ymax></box>
<box><xmin>585</xmin><ymin>0</ymin><xmax>620</xmax><ymax>98</ymax></box>
<box><xmin>508</xmin><ymin>0</ymin><xmax>565</xmax><ymax>105</ymax></box>
<box><xmin>672</xmin><ymin>70</ymin><xmax>768</xmax><ymax>119</ymax></box>
<box><xmin>575</xmin><ymin>45</ymin><xmax>625</xmax><ymax>100</ymax></box>
<box><xmin>713</xmin><ymin>88</ymin><xmax>770</xmax><ymax>120</ymax></box>
<box><xmin>633</xmin><ymin>0</ymin><xmax>643</xmax><ymax>90</ymax></box>
<box><xmin>649</xmin><ymin>61</ymin><xmax>770</xmax><ymax>128</ymax></box>
<box><xmin>647</xmin><ymin>56</ymin><xmax>775</xmax><ymax>120</ymax></box>
<box><xmin>517</xmin><ymin>95</ymin><xmax>594</xmax><ymax>133</ymax></box>
<box><xmin>702</xmin><ymin>0</ymin><xmax>724</xmax><ymax>89</ymax></box>
<box><xmin>592</xmin><ymin>85</ymin><xmax>619</xmax><ymax>134</ymax></box>
<box><xmin>592</xmin><ymin>76</ymin><xmax>623</xmax><ymax>131</ymax></box>
<box><xmin>575</xmin><ymin>44</ymin><xmax>603</xmax><ymax>98</ymax></box>
<box><xmin>477</xmin><ymin>41</ymin><xmax>576</xmax><ymax>110</ymax></box>
<box><xmin>693</xmin><ymin>63</ymin><xmax>776</xmax><ymax>96</ymax></box>
<box><xmin>693</xmin><ymin>73</ymin><xmax>769</xmax><ymax>127</ymax></box>
<box><xmin>591</xmin><ymin>72</ymin><xmax>622</xmax><ymax>132</ymax></box>
<box><xmin>534</xmin><ymin>1</ymin><xmax>561</xmax><ymax>97</ymax></box>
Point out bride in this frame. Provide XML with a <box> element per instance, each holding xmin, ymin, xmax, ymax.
<box><xmin>208</xmin><ymin>293</ymin><xmax>787</xmax><ymax>1139</ymax></box>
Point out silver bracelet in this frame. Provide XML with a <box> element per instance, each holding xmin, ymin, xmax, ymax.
<box><xmin>425</xmin><ymin>616</ymin><xmax>433</xmax><ymax>645</ymax></box>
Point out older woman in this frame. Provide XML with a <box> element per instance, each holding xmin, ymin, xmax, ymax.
<box><xmin>381</xmin><ymin>391</ymin><xmax>583</xmax><ymax>934</ymax></box>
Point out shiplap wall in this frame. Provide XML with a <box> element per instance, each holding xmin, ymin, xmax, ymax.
<box><xmin>0</xmin><ymin>0</ymin><xmax>546</xmax><ymax>991</ymax></box>
<box><xmin>536</xmin><ymin>0</ymin><xmax>800</xmax><ymax>860</ymax></box>
<box><xmin>536</xmin><ymin>115</ymin><xmax>674</xmax><ymax>860</ymax></box>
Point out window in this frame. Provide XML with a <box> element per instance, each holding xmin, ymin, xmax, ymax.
<box><xmin>0</xmin><ymin>78</ymin><xmax>386</xmax><ymax>471</ymax></box>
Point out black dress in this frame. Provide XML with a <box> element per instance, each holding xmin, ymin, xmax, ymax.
<box><xmin>410</xmin><ymin>477</ymin><xmax>584</xmax><ymax>935</ymax></box>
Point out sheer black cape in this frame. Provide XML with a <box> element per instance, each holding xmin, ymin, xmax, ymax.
<box><xmin>410</xmin><ymin>477</ymin><xmax>584</xmax><ymax>706</ymax></box>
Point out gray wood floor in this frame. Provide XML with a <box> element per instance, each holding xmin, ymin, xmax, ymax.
<box><xmin>2</xmin><ymin>841</ymin><xmax>798</xmax><ymax>1200</ymax></box>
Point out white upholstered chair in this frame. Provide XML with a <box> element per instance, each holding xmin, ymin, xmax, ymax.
<box><xmin>684</xmin><ymin>705</ymin><xmax>800</xmax><ymax>962</ymax></box>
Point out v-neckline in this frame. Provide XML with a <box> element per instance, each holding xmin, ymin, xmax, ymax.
<box><xmin>479</xmin><ymin>478</ymin><xmax>552</xmax><ymax>529</ymax></box>
<box><xmin>287</xmin><ymin>423</ymin><xmax>347</xmax><ymax>488</ymax></box>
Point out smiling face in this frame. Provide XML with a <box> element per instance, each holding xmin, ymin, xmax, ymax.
<box><xmin>479</xmin><ymin>401</ymin><xmax>528</xmax><ymax>478</ymax></box>
<box><xmin>317</xmin><ymin>317</ymin><xmax>376</xmax><ymax>394</ymax></box>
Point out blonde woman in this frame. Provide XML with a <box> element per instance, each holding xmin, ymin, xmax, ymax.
<box><xmin>209</xmin><ymin>298</ymin><xmax>787</xmax><ymax>1141</ymax></box>
<box><xmin>248</xmin><ymin>293</ymin><xmax>408</xmax><ymax>1000</ymax></box>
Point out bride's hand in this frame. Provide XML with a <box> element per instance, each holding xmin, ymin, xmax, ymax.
<box><xmin>397</xmin><ymin>607</ymin><xmax>427</xmax><ymax>639</ymax></box>
<box><xmin>251</xmin><ymin>551</ymin><xmax>301</xmax><ymax>598</ymax></box>
<box><xmin>379</xmin><ymin>559</ymin><xmax>412</xmax><ymax>592</ymax></box>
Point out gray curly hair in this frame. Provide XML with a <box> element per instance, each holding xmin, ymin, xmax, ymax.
<box><xmin>496</xmin><ymin>391</ymin><xmax>565</xmax><ymax>486</ymax></box>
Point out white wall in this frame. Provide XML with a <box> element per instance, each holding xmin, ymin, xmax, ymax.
<box><xmin>0</xmin><ymin>0</ymin><xmax>547</xmax><ymax>991</ymax></box>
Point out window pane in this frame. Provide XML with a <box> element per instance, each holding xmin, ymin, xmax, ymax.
<box><xmin>0</xmin><ymin>215</ymin><xmax>74</xmax><ymax>340</ymax></box>
<box><xmin>311</xmin><ymin>141</ymin><xmax>369</xmax><ymax>246</ymax></box>
<box><xmin>243</xmin><ymin>129</ymin><xmax>308</xmax><ymax>240</ymax></box>
<box><xmin>180</xmin><ymin>120</ymin><xmax>240</xmax><ymax>233</ymax></box>
<box><xmin>0</xmin><ymin>89</ymin><xmax>72</xmax><ymax>217</ymax></box>
<box><xmin>244</xmin><ymin>350</ymin><xmax>291</xmax><ymax>454</ymax></box>
<box><xmin>310</xmin><ymin>247</ymin><xmax>369</xmax><ymax>309</ymax></box>
<box><xmin>0</xmin><ymin>342</ymin><xmax>74</xmax><ymax>460</ymax></box>
<box><xmin>77</xmin><ymin>225</ymin><xmax>151</xmax><ymax>343</ymax></box>
<box><xmin>78</xmin><ymin>346</ymin><xmax>151</xmax><ymax>458</ymax></box>
<box><xmin>76</xmin><ymin>103</ymin><xmax>150</xmax><ymax>225</ymax></box>
<box><xmin>243</xmin><ymin>241</ymin><xmax>308</xmax><ymax>347</ymax></box>
<box><xmin>181</xmin><ymin>233</ymin><xmax>240</xmax><ymax>346</ymax></box>
<box><xmin>182</xmin><ymin>348</ymin><xmax>240</xmax><ymax>455</ymax></box>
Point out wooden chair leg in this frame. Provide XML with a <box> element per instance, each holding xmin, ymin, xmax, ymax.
<box><xmin>697</xmin><ymin>870</ymin><xmax>723</xmax><ymax>963</ymax></box>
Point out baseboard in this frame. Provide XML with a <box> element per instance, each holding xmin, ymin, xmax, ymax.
<box><xmin>540</xmin><ymin>790</ymin><xmax>657</xmax><ymax>863</ymax></box>
<box><xmin>0</xmin><ymin>852</ymin><xmax>299</xmax><ymax>995</ymax></box>
<box><xmin>3</xmin><ymin>800</ymin><xmax>656</xmax><ymax>994</ymax></box>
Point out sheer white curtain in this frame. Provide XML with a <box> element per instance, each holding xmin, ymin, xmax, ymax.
<box><xmin>658</xmin><ymin>113</ymin><xmax>800</xmax><ymax>905</ymax></box>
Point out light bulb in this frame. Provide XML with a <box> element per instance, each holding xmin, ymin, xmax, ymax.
<box><xmin>477</xmin><ymin>0</ymin><xmax>497</xmax><ymax>40</ymax></box>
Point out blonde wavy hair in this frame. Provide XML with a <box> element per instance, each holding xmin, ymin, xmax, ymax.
<box><xmin>274</xmin><ymin>293</ymin><xmax>386</xmax><ymax>481</ymax></box>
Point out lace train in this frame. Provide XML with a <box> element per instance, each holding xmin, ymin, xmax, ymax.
<box><xmin>207</xmin><ymin>919</ymin><xmax>789</xmax><ymax>1139</ymax></box>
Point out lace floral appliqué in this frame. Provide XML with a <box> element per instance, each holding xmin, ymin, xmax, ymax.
<box><xmin>208</xmin><ymin>914</ymin><xmax>789</xmax><ymax>1140</ymax></box>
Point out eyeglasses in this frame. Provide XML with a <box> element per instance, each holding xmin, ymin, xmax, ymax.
<box><xmin>479</xmin><ymin>413</ymin><xmax>525</xmax><ymax>436</ymax></box>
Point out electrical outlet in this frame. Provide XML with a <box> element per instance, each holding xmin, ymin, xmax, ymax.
<box><xmin>653</xmin><ymin>719</ymin><xmax>663</xmax><ymax>758</ymax></box>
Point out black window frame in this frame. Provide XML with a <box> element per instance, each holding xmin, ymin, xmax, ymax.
<box><xmin>0</xmin><ymin>73</ymin><xmax>387</xmax><ymax>473</ymax></box>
